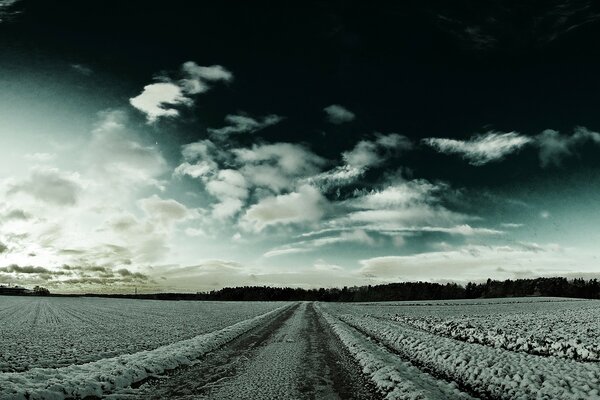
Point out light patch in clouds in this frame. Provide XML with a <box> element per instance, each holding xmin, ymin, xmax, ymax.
<box><xmin>208</xmin><ymin>113</ymin><xmax>284</xmax><ymax>135</ymax></box>
<box><xmin>86</xmin><ymin>110</ymin><xmax>168</xmax><ymax>189</ymax></box>
<box><xmin>424</xmin><ymin>131</ymin><xmax>531</xmax><ymax>166</ymax></box>
<box><xmin>240</xmin><ymin>185</ymin><xmax>326</xmax><ymax>232</ymax></box>
<box><xmin>324</xmin><ymin>104</ymin><xmax>355</xmax><ymax>124</ymax></box>
<box><xmin>130</xmin><ymin>62</ymin><xmax>232</xmax><ymax>123</ymax></box>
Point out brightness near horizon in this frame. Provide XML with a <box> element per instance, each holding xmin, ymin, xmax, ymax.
<box><xmin>1</xmin><ymin>0</ymin><xmax>600</xmax><ymax>292</ymax></box>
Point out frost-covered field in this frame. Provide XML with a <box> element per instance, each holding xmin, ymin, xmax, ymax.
<box><xmin>1</xmin><ymin>296</ymin><xmax>599</xmax><ymax>400</ymax></box>
<box><xmin>322</xmin><ymin>297</ymin><xmax>600</xmax><ymax>399</ymax></box>
<box><xmin>0</xmin><ymin>296</ymin><xmax>287</xmax><ymax>372</ymax></box>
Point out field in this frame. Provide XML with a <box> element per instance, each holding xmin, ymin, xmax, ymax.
<box><xmin>0</xmin><ymin>297</ymin><xmax>599</xmax><ymax>399</ymax></box>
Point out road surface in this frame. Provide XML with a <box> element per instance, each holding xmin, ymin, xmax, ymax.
<box><xmin>131</xmin><ymin>302</ymin><xmax>379</xmax><ymax>400</ymax></box>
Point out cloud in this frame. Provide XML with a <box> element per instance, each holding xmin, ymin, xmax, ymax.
<box><xmin>240</xmin><ymin>185</ymin><xmax>326</xmax><ymax>232</ymax></box>
<box><xmin>7</xmin><ymin>167</ymin><xmax>82</xmax><ymax>206</ymax></box>
<box><xmin>138</xmin><ymin>195</ymin><xmax>195</xmax><ymax>225</ymax></box>
<box><xmin>0</xmin><ymin>241</ymin><xmax>7</xmax><ymax>253</ymax></box>
<box><xmin>0</xmin><ymin>0</ymin><xmax>21</xmax><ymax>23</ymax></box>
<box><xmin>205</xmin><ymin>169</ymin><xmax>249</xmax><ymax>219</ymax></box>
<box><xmin>342</xmin><ymin>180</ymin><xmax>466</xmax><ymax>227</ymax></box>
<box><xmin>71</xmin><ymin>64</ymin><xmax>93</xmax><ymax>76</ymax></box>
<box><xmin>423</xmin><ymin>131</ymin><xmax>531</xmax><ymax>166</ymax></box>
<box><xmin>130</xmin><ymin>62</ymin><xmax>232</xmax><ymax>123</ymax></box>
<box><xmin>86</xmin><ymin>110</ymin><xmax>168</xmax><ymax>188</ymax></box>
<box><xmin>208</xmin><ymin>113</ymin><xmax>284</xmax><ymax>135</ymax></box>
<box><xmin>358</xmin><ymin>242</ymin><xmax>579</xmax><ymax>281</ymax></box>
<box><xmin>324</xmin><ymin>104</ymin><xmax>355</xmax><ymax>124</ymax></box>
<box><xmin>179</xmin><ymin>62</ymin><xmax>233</xmax><ymax>93</ymax></box>
<box><xmin>24</xmin><ymin>153</ymin><xmax>56</xmax><ymax>162</ymax></box>
<box><xmin>129</xmin><ymin>83</ymin><xmax>191</xmax><ymax>122</ymax></box>
<box><xmin>536</xmin><ymin>127</ymin><xmax>600</xmax><ymax>167</ymax></box>
<box><xmin>344</xmin><ymin>133</ymin><xmax>412</xmax><ymax>169</ymax></box>
<box><xmin>263</xmin><ymin>229</ymin><xmax>375</xmax><ymax>258</ymax></box>
<box><xmin>311</xmin><ymin>133</ymin><xmax>412</xmax><ymax>190</ymax></box>
<box><xmin>234</xmin><ymin>143</ymin><xmax>325</xmax><ymax>192</ymax></box>
<box><xmin>0</xmin><ymin>264</ymin><xmax>52</xmax><ymax>274</ymax></box>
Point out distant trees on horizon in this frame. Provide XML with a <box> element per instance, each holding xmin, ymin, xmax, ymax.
<box><xmin>81</xmin><ymin>277</ymin><xmax>600</xmax><ymax>302</ymax></box>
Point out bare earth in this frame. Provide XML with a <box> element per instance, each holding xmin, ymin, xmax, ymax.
<box><xmin>131</xmin><ymin>302</ymin><xmax>379</xmax><ymax>400</ymax></box>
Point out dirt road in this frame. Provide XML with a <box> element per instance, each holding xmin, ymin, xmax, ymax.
<box><xmin>131</xmin><ymin>302</ymin><xmax>379</xmax><ymax>400</ymax></box>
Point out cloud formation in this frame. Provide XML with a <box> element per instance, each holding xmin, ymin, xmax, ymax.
<box><xmin>208</xmin><ymin>113</ymin><xmax>284</xmax><ymax>135</ymax></box>
<box><xmin>424</xmin><ymin>131</ymin><xmax>531</xmax><ymax>165</ymax></box>
<box><xmin>311</xmin><ymin>133</ymin><xmax>412</xmax><ymax>190</ymax></box>
<box><xmin>130</xmin><ymin>62</ymin><xmax>232</xmax><ymax>122</ymax></box>
<box><xmin>240</xmin><ymin>185</ymin><xmax>326</xmax><ymax>232</ymax></box>
<box><xmin>536</xmin><ymin>126</ymin><xmax>600</xmax><ymax>167</ymax></box>
<box><xmin>7</xmin><ymin>167</ymin><xmax>82</xmax><ymax>206</ymax></box>
<box><xmin>324</xmin><ymin>104</ymin><xmax>356</xmax><ymax>124</ymax></box>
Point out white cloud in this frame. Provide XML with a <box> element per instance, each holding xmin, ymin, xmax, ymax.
<box><xmin>180</xmin><ymin>62</ymin><xmax>233</xmax><ymax>93</ymax></box>
<box><xmin>343</xmin><ymin>133</ymin><xmax>412</xmax><ymax>169</ymax></box>
<box><xmin>240</xmin><ymin>185</ymin><xmax>326</xmax><ymax>232</ymax></box>
<box><xmin>205</xmin><ymin>169</ymin><xmax>248</xmax><ymax>219</ymax></box>
<box><xmin>234</xmin><ymin>143</ymin><xmax>325</xmax><ymax>192</ymax></box>
<box><xmin>323</xmin><ymin>104</ymin><xmax>355</xmax><ymax>124</ymax></box>
<box><xmin>208</xmin><ymin>113</ymin><xmax>284</xmax><ymax>135</ymax></box>
<box><xmin>423</xmin><ymin>131</ymin><xmax>531</xmax><ymax>166</ymax></box>
<box><xmin>130</xmin><ymin>62</ymin><xmax>232</xmax><ymax>123</ymax></box>
<box><xmin>129</xmin><ymin>82</ymin><xmax>191</xmax><ymax>123</ymax></box>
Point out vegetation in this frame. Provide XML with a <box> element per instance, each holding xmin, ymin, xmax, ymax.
<box><xmin>83</xmin><ymin>277</ymin><xmax>600</xmax><ymax>302</ymax></box>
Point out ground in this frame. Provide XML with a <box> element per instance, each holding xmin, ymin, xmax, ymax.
<box><xmin>132</xmin><ymin>302</ymin><xmax>379</xmax><ymax>400</ymax></box>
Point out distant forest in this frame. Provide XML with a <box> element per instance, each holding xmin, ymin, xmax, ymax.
<box><xmin>81</xmin><ymin>277</ymin><xmax>600</xmax><ymax>302</ymax></box>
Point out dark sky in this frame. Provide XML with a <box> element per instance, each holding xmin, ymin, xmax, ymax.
<box><xmin>1</xmin><ymin>0</ymin><xmax>600</xmax><ymax>292</ymax></box>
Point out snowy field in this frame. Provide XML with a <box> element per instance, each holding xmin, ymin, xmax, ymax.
<box><xmin>321</xmin><ymin>297</ymin><xmax>600</xmax><ymax>399</ymax></box>
<box><xmin>0</xmin><ymin>296</ymin><xmax>287</xmax><ymax>372</ymax></box>
<box><xmin>1</xmin><ymin>296</ymin><xmax>599</xmax><ymax>399</ymax></box>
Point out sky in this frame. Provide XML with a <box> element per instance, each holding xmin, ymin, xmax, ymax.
<box><xmin>1</xmin><ymin>0</ymin><xmax>600</xmax><ymax>293</ymax></box>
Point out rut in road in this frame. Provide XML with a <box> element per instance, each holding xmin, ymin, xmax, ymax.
<box><xmin>129</xmin><ymin>302</ymin><xmax>379</xmax><ymax>400</ymax></box>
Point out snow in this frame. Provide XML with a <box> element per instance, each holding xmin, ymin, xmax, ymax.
<box><xmin>317</xmin><ymin>304</ymin><xmax>474</xmax><ymax>400</ymax></box>
<box><xmin>0</xmin><ymin>303</ymin><xmax>292</xmax><ymax>400</ymax></box>
<box><xmin>0</xmin><ymin>297</ymin><xmax>288</xmax><ymax>372</ymax></box>
<box><xmin>321</xmin><ymin>298</ymin><xmax>600</xmax><ymax>399</ymax></box>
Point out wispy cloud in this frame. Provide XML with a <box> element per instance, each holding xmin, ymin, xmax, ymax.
<box><xmin>323</xmin><ymin>104</ymin><xmax>355</xmax><ymax>124</ymax></box>
<box><xmin>311</xmin><ymin>133</ymin><xmax>412</xmax><ymax>190</ymax></box>
<box><xmin>208</xmin><ymin>113</ymin><xmax>284</xmax><ymax>135</ymax></box>
<box><xmin>423</xmin><ymin>131</ymin><xmax>531</xmax><ymax>166</ymax></box>
<box><xmin>0</xmin><ymin>0</ymin><xmax>21</xmax><ymax>23</ymax></box>
<box><xmin>536</xmin><ymin>126</ymin><xmax>600</xmax><ymax>167</ymax></box>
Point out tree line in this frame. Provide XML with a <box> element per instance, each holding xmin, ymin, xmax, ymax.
<box><xmin>82</xmin><ymin>277</ymin><xmax>600</xmax><ymax>301</ymax></box>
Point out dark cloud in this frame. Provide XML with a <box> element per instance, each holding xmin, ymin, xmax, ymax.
<box><xmin>8</xmin><ymin>168</ymin><xmax>81</xmax><ymax>206</ymax></box>
<box><xmin>1</xmin><ymin>264</ymin><xmax>52</xmax><ymax>274</ymax></box>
